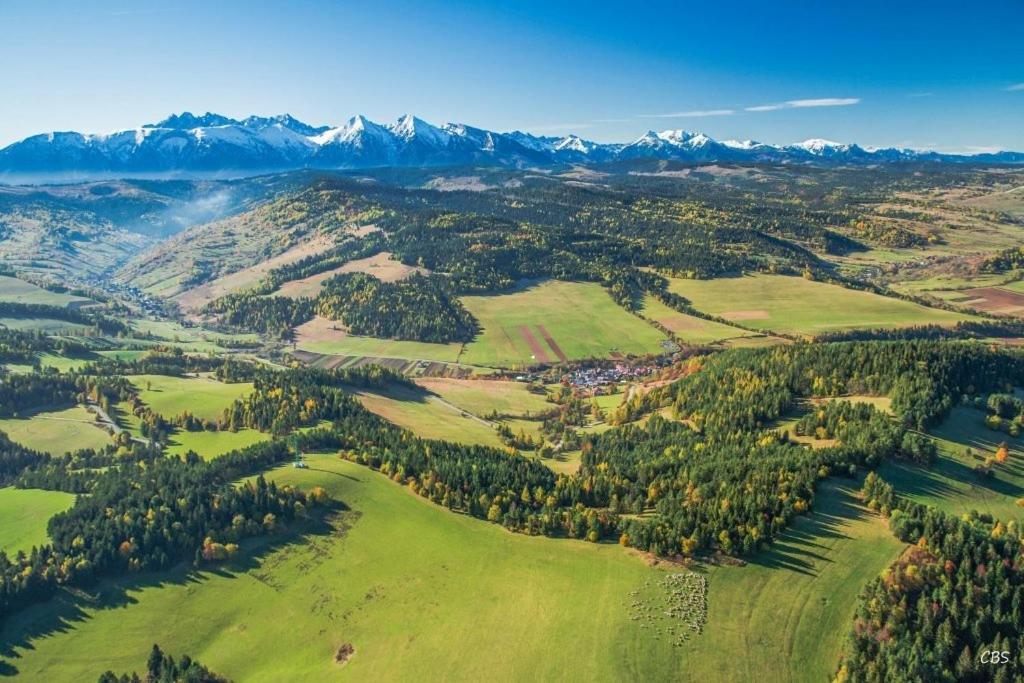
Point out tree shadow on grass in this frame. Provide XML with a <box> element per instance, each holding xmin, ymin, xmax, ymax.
<box><xmin>744</xmin><ymin>481</ymin><xmax>863</xmax><ymax>578</ymax></box>
<box><xmin>0</xmin><ymin>505</ymin><xmax>345</xmax><ymax>677</ymax></box>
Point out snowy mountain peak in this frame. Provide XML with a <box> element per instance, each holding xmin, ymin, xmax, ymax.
<box><xmin>2</xmin><ymin>112</ymin><xmax>1022</xmax><ymax>176</ymax></box>
<box><xmin>389</xmin><ymin>114</ymin><xmax>450</xmax><ymax>146</ymax></box>
<box><xmin>793</xmin><ymin>139</ymin><xmax>849</xmax><ymax>154</ymax></box>
<box><xmin>145</xmin><ymin>112</ymin><xmax>238</xmax><ymax>130</ymax></box>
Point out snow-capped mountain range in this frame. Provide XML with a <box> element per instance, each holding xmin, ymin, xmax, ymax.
<box><xmin>1</xmin><ymin>112</ymin><xmax>1021</xmax><ymax>177</ymax></box>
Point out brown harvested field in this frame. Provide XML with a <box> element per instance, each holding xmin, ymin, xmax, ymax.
<box><xmin>721</xmin><ymin>310</ymin><xmax>770</xmax><ymax>321</ymax></box>
<box><xmin>954</xmin><ymin>287</ymin><xmax>1024</xmax><ymax>316</ymax></box>
<box><xmin>536</xmin><ymin>325</ymin><xmax>568</xmax><ymax>362</ymax></box>
<box><xmin>275</xmin><ymin>252</ymin><xmax>429</xmax><ymax>299</ymax></box>
<box><xmin>517</xmin><ymin>325</ymin><xmax>551</xmax><ymax>363</ymax></box>
<box><xmin>175</xmin><ymin>234</ymin><xmax>336</xmax><ymax>311</ymax></box>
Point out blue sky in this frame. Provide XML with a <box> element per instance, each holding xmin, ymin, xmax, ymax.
<box><xmin>1</xmin><ymin>0</ymin><xmax>1022</xmax><ymax>152</ymax></box>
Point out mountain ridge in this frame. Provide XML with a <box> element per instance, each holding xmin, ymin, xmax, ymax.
<box><xmin>2</xmin><ymin>111</ymin><xmax>1022</xmax><ymax>177</ymax></box>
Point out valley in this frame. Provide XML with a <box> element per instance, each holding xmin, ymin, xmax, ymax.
<box><xmin>1</xmin><ymin>160</ymin><xmax>1024</xmax><ymax>682</ymax></box>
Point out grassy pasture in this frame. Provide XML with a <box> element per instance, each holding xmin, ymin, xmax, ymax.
<box><xmin>458</xmin><ymin>280</ymin><xmax>668</xmax><ymax>366</ymax></box>
<box><xmin>164</xmin><ymin>428</ymin><xmax>271</xmax><ymax>460</ymax></box>
<box><xmin>294</xmin><ymin>316</ymin><xmax>464</xmax><ymax>363</ymax></box>
<box><xmin>127</xmin><ymin>374</ymin><xmax>254</xmax><ymax>422</ymax></box>
<box><xmin>665</xmin><ymin>274</ymin><xmax>970</xmax><ymax>338</ymax></box>
<box><xmin>0</xmin><ymin>458</ymin><xmax>899</xmax><ymax>682</ymax></box>
<box><xmin>349</xmin><ymin>384</ymin><xmax>505</xmax><ymax>448</ymax></box>
<box><xmin>0</xmin><ymin>318</ymin><xmax>91</xmax><ymax>334</ymax></box>
<box><xmin>414</xmin><ymin>377</ymin><xmax>552</xmax><ymax>417</ymax></box>
<box><xmin>0</xmin><ymin>487</ymin><xmax>76</xmax><ymax>555</ymax></box>
<box><xmin>881</xmin><ymin>406</ymin><xmax>1024</xmax><ymax>523</ymax></box>
<box><xmin>0</xmin><ymin>276</ymin><xmax>92</xmax><ymax>307</ymax></box>
<box><xmin>0</xmin><ymin>405</ymin><xmax>110</xmax><ymax>454</ymax></box>
<box><xmin>639</xmin><ymin>294</ymin><xmax>753</xmax><ymax>345</ymax></box>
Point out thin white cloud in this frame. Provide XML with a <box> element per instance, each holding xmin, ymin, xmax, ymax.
<box><xmin>638</xmin><ymin>109</ymin><xmax>735</xmax><ymax>118</ymax></box>
<box><xmin>786</xmin><ymin>98</ymin><xmax>860</xmax><ymax>108</ymax></box>
<box><xmin>1007</xmin><ymin>83</ymin><xmax>1024</xmax><ymax>91</ymax></box>
<box><xmin>746</xmin><ymin>97</ymin><xmax>860</xmax><ymax>112</ymax></box>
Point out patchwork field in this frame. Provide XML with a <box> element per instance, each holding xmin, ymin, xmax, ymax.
<box><xmin>274</xmin><ymin>251</ymin><xmax>429</xmax><ymax>299</ymax></box>
<box><xmin>0</xmin><ymin>458</ymin><xmax>899</xmax><ymax>682</ymax></box>
<box><xmin>127</xmin><ymin>374</ymin><xmax>254</xmax><ymax>422</ymax></box>
<box><xmin>880</xmin><ymin>406</ymin><xmax>1024</xmax><ymax>523</ymax></box>
<box><xmin>665</xmin><ymin>274</ymin><xmax>971</xmax><ymax>337</ymax></box>
<box><xmin>458</xmin><ymin>280</ymin><xmax>669</xmax><ymax>366</ymax></box>
<box><xmin>937</xmin><ymin>286</ymin><xmax>1024</xmax><ymax>317</ymax></box>
<box><xmin>0</xmin><ymin>276</ymin><xmax>93</xmax><ymax>307</ymax></box>
<box><xmin>0</xmin><ymin>487</ymin><xmax>76</xmax><ymax>555</ymax></box>
<box><xmin>0</xmin><ymin>405</ymin><xmax>111</xmax><ymax>454</ymax></box>
<box><xmin>414</xmin><ymin>378</ymin><xmax>552</xmax><ymax>418</ymax></box>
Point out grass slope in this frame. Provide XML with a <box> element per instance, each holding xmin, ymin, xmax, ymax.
<box><xmin>0</xmin><ymin>405</ymin><xmax>110</xmax><ymax>455</ymax></box>
<box><xmin>0</xmin><ymin>276</ymin><xmax>92</xmax><ymax>307</ymax></box>
<box><xmin>679</xmin><ymin>479</ymin><xmax>905</xmax><ymax>682</ymax></box>
<box><xmin>639</xmin><ymin>294</ymin><xmax>754</xmax><ymax>345</ymax></box>
<box><xmin>666</xmin><ymin>274</ymin><xmax>970</xmax><ymax>338</ymax></box>
<box><xmin>349</xmin><ymin>385</ymin><xmax>504</xmax><ymax>448</ymax></box>
<box><xmin>0</xmin><ymin>488</ymin><xmax>76</xmax><ymax>555</ymax></box>
<box><xmin>0</xmin><ymin>462</ymin><xmax>902</xmax><ymax>682</ymax></box>
<box><xmin>128</xmin><ymin>375</ymin><xmax>254</xmax><ymax>422</ymax></box>
<box><xmin>0</xmin><ymin>456</ymin><xmax>682</xmax><ymax>681</ymax></box>
<box><xmin>414</xmin><ymin>378</ymin><xmax>551</xmax><ymax>417</ymax></box>
<box><xmin>459</xmin><ymin>281</ymin><xmax>668</xmax><ymax>366</ymax></box>
<box><xmin>881</xmin><ymin>406</ymin><xmax>1024</xmax><ymax>523</ymax></box>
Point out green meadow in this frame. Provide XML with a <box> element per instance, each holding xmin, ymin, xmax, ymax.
<box><xmin>0</xmin><ymin>487</ymin><xmax>76</xmax><ymax>555</ymax></box>
<box><xmin>0</xmin><ymin>458</ymin><xmax>900</xmax><ymax>682</ymax></box>
<box><xmin>0</xmin><ymin>405</ymin><xmax>110</xmax><ymax>455</ymax></box>
<box><xmin>0</xmin><ymin>276</ymin><xmax>93</xmax><ymax>307</ymax></box>
<box><xmin>349</xmin><ymin>384</ymin><xmax>505</xmax><ymax>448</ymax></box>
<box><xmin>665</xmin><ymin>273</ymin><xmax>970</xmax><ymax>338</ymax></box>
<box><xmin>414</xmin><ymin>377</ymin><xmax>552</xmax><ymax>417</ymax></box>
<box><xmin>881</xmin><ymin>406</ymin><xmax>1024</xmax><ymax>523</ymax></box>
<box><xmin>127</xmin><ymin>374</ymin><xmax>254</xmax><ymax>422</ymax></box>
<box><xmin>458</xmin><ymin>280</ymin><xmax>668</xmax><ymax>367</ymax></box>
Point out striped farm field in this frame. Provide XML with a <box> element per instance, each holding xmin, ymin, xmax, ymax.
<box><xmin>457</xmin><ymin>280</ymin><xmax>668</xmax><ymax>367</ymax></box>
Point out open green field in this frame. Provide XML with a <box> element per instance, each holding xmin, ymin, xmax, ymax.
<box><xmin>677</xmin><ymin>478</ymin><xmax>905</xmax><ymax>682</ymax></box>
<box><xmin>414</xmin><ymin>378</ymin><xmax>552</xmax><ymax>418</ymax></box>
<box><xmin>0</xmin><ymin>276</ymin><xmax>92</xmax><ymax>307</ymax></box>
<box><xmin>665</xmin><ymin>274</ymin><xmax>971</xmax><ymax>337</ymax></box>
<box><xmin>0</xmin><ymin>487</ymin><xmax>76</xmax><ymax>555</ymax></box>
<box><xmin>164</xmin><ymin>428</ymin><xmax>271</xmax><ymax>460</ymax></box>
<box><xmin>0</xmin><ymin>318</ymin><xmax>91</xmax><ymax>334</ymax></box>
<box><xmin>639</xmin><ymin>294</ymin><xmax>754</xmax><ymax>345</ymax></box>
<box><xmin>350</xmin><ymin>384</ymin><xmax>505</xmax><ymax>448</ymax></box>
<box><xmin>296</xmin><ymin>280</ymin><xmax>669</xmax><ymax>367</ymax></box>
<box><xmin>880</xmin><ymin>406</ymin><xmax>1024</xmax><ymax>523</ymax></box>
<box><xmin>0</xmin><ymin>458</ymin><xmax>900</xmax><ymax>682</ymax></box>
<box><xmin>128</xmin><ymin>374</ymin><xmax>254</xmax><ymax>422</ymax></box>
<box><xmin>459</xmin><ymin>281</ymin><xmax>668</xmax><ymax>366</ymax></box>
<box><xmin>0</xmin><ymin>405</ymin><xmax>110</xmax><ymax>454</ymax></box>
